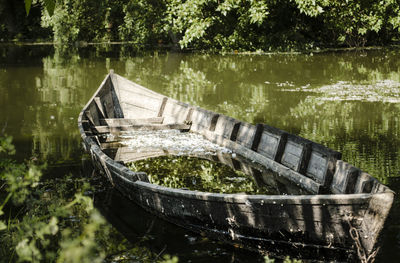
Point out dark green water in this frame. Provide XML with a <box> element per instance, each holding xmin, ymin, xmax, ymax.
<box><xmin>1</xmin><ymin>45</ymin><xmax>399</xmax><ymax>262</ymax></box>
<box><xmin>126</xmin><ymin>155</ymin><xmax>310</xmax><ymax>195</ymax></box>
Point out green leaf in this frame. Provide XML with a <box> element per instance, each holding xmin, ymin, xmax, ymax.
<box><xmin>24</xmin><ymin>0</ymin><xmax>32</xmax><ymax>16</ymax></box>
<box><xmin>0</xmin><ymin>220</ymin><xmax>6</xmax><ymax>231</ymax></box>
<box><xmin>264</xmin><ymin>255</ymin><xmax>275</xmax><ymax>263</ymax></box>
<box><xmin>44</xmin><ymin>0</ymin><xmax>56</xmax><ymax>16</ymax></box>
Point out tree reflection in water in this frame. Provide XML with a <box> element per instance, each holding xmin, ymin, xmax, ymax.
<box><xmin>1</xmin><ymin>44</ymin><xmax>399</xmax><ymax>262</ymax></box>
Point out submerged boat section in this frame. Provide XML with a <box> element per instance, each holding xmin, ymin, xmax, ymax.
<box><xmin>78</xmin><ymin>71</ymin><xmax>395</xmax><ymax>259</ymax></box>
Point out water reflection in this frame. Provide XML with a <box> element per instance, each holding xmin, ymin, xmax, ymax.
<box><xmin>0</xmin><ymin>45</ymin><xmax>108</xmax><ymax>163</ymax></box>
<box><xmin>1</xmin><ymin>44</ymin><xmax>399</xmax><ymax>262</ymax></box>
<box><xmin>115</xmin><ymin>50</ymin><xmax>400</xmax><ymax>185</ymax></box>
<box><xmin>124</xmin><ymin>153</ymin><xmax>310</xmax><ymax>195</ymax></box>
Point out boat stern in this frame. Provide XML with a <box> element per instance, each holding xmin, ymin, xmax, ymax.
<box><xmin>359</xmin><ymin>190</ymin><xmax>395</xmax><ymax>258</ymax></box>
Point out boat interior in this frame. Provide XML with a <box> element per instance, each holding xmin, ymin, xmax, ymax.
<box><xmin>80</xmin><ymin>72</ymin><xmax>392</xmax><ymax>196</ymax></box>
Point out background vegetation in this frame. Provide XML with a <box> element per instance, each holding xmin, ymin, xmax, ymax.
<box><xmin>1</xmin><ymin>0</ymin><xmax>400</xmax><ymax>51</ymax></box>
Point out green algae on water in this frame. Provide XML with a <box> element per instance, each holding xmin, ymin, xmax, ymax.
<box><xmin>127</xmin><ymin>155</ymin><xmax>273</xmax><ymax>195</ymax></box>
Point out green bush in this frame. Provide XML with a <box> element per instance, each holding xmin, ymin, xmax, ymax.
<box><xmin>0</xmin><ymin>135</ymin><xmax>105</xmax><ymax>262</ymax></box>
<box><xmin>118</xmin><ymin>0</ymin><xmax>168</xmax><ymax>47</ymax></box>
<box><xmin>5</xmin><ymin>0</ymin><xmax>400</xmax><ymax>50</ymax></box>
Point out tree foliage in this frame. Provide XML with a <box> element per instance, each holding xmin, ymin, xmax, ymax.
<box><xmin>25</xmin><ymin>0</ymin><xmax>55</xmax><ymax>16</ymax></box>
<box><xmin>0</xmin><ymin>0</ymin><xmax>51</xmax><ymax>41</ymax></box>
<box><xmin>0</xmin><ymin>135</ymin><xmax>106</xmax><ymax>262</ymax></box>
<box><xmin>41</xmin><ymin>0</ymin><xmax>109</xmax><ymax>43</ymax></box>
<box><xmin>294</xmin><ymin>0</ymin><xmax>400</xmax><ymax>47</ymax></box>
<box><xmin>4</xmin><ymin>1</ymin><xmax>400</xmax><ymax>51</ymax></box>
<box><xmin>118</xmin><ymin>0</ymin><xmax>168</xmax><ymax>47</ymax></box>
<box><xmin>162</xmin><ymin>0</ymin><xmax>400</xmax><ymax>50</ymax></box>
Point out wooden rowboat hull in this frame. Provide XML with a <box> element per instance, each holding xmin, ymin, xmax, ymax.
<box><xmin>78</xmin><ymin>71</ymin><xmax>394</xmax><ymax>259</ymax></box>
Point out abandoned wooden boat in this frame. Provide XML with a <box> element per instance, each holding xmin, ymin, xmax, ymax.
<box><xmin>78</xmin><ymin>70</ymin><xmax>394</xmax><ymax>259</ymax></box>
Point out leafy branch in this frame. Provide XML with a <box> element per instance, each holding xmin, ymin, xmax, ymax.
<box><xmin>25</xmin><ymin>0</ymin><xmax>56</xmax><ymax>16</ymax></box>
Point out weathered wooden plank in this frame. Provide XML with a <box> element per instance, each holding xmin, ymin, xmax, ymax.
<box><xmin>282</xmin><ymin>142</ymin><xmax>303</xmax><ymax>171</ymax></box>
<box><xmin>331</xmin><ymin>160</ymin><xmax>360</xmax><ymax>194</ymax></box>
<box><xmin>236</xmin><ymin>122</ymin><xmax>257</xmax><ymax>149</ymax></box>
<box><xmin>85</xmin><ymin>110</ymin><xmax>96</xmax><ymax>126</ymax></box>
<box><xmin>120</xmin><ymin>103</ymin><xmax>158</xmax><ymax>119</ymax></box>
<box><xmin>358</xmin><ymin>192</ymin><xmax>394</xmax><ymax>254</ymax></box>
<box><xmin>162</xmin><ymin>100</ymin><xmax>190</xmax><ymax>123</ymax></box>
<box><xmin>100</xmin><ymin>142</ymin><xmax>124</xmax><ymax>150</ymax></box>
<box><xmin>115</xmin><ymin>148</ymin><xmax>166</xmax><ymax>163</ymax></box>
<box><xmin>217</xmin><ymin>152</ymin><xmax>235</xmax><ymax>170</ymax></box>
<box><xmin>306</xmin><ymin>143</ymin><xmax>341</xmax><ymax>189</ymax></box>
<box><xmin>256</xmin><ymin>124</ymin><xmax>288</xmax><ymax>162</ymax></box>
<box><xmin>354</xmin><ymin>172</ymin><xmax>377</xmax><ymax>194</ymax></box>
<box><xmin>125</xmin><ymin>177</ymin><xmax>367</xmax><ymax>227</ymax></box>
<box><xmin>189</xmin><ymin>107</ymin><xmax>215</xmax><ymax>133</ymax></box>
<box><xmin>92</xmin><ymin>123</ymin><xmax>191</xmax><ymax>134</ymax></box>
<box><xmin>99</xmin><ymin>117</ymin><xmax>164</xmax><ymax>126</ymax></box>
<box><xmin>115</xmin><ymin>75</ymin><xmax>162</xmax><ymax>100</ymax></box>
<box><xmin>281</xmin><ymin>135</ymin><xmax>311</xmax><ymax>174</ymax></box>
<box><xmin>209</xmin><ymin>114</ymin><xmax>219</xmax><ymax>132</ymax></box>
<box><xmin>101</xmin><ymin>91</ymin><xmax>115</xmax><ymax>118</ymax></box>
<box><xmin>95</xmin><ymin>78</ymin><xmax>118</xmax><ymax>118</ymax></box>
<box><xmin>94</xmin><ymin>97</ymin><xmax>107</xmax><ymax>119</ymax></box>
<box><xmin>107</xmin><ymin>169</ymin><xmax>374</xmax><ymax>253</ymax></box>
<box><xmin>118</xmin><ymin>88</ymin><xmax>163</xmax><ymax>113</ymax></box>
<box><xmin>157</xmin><ymin>97</ymin><xmax>168</xmax><ymax>117</ymax></box>
<box><xmin>86</xmin><ymin>101</ymin><xmax>101</xmax><ymax>126</ymax></box>
<box><xmin>105</xmin><ymin>156</ymin><xmax>149</xmax><ymax>183</ymax></box>
<box><xmin>104</xmin><ymin>75</ymin><xmax>124</xmax><ymax>118</ymax></box>
<box><xmin>214</xmin><ymin>115</ymin><xmax>240</xmax><ymax>140</ymax></box>
<box><xmin>307</xmin><ymin>152</ymin><xmax>328</xmax><ymax>180</ymax></box>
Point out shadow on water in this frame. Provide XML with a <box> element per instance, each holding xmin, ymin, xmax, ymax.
<box><xmin>376</xmin><ymin>176</ymin><xmax>400</xmax><ymax>262</ymax></box>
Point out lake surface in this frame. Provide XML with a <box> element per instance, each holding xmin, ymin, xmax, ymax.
<box><xmin>1</xmin><ymin>44</ymin><xmax>399</xmax><ymax>262</ymax></box>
